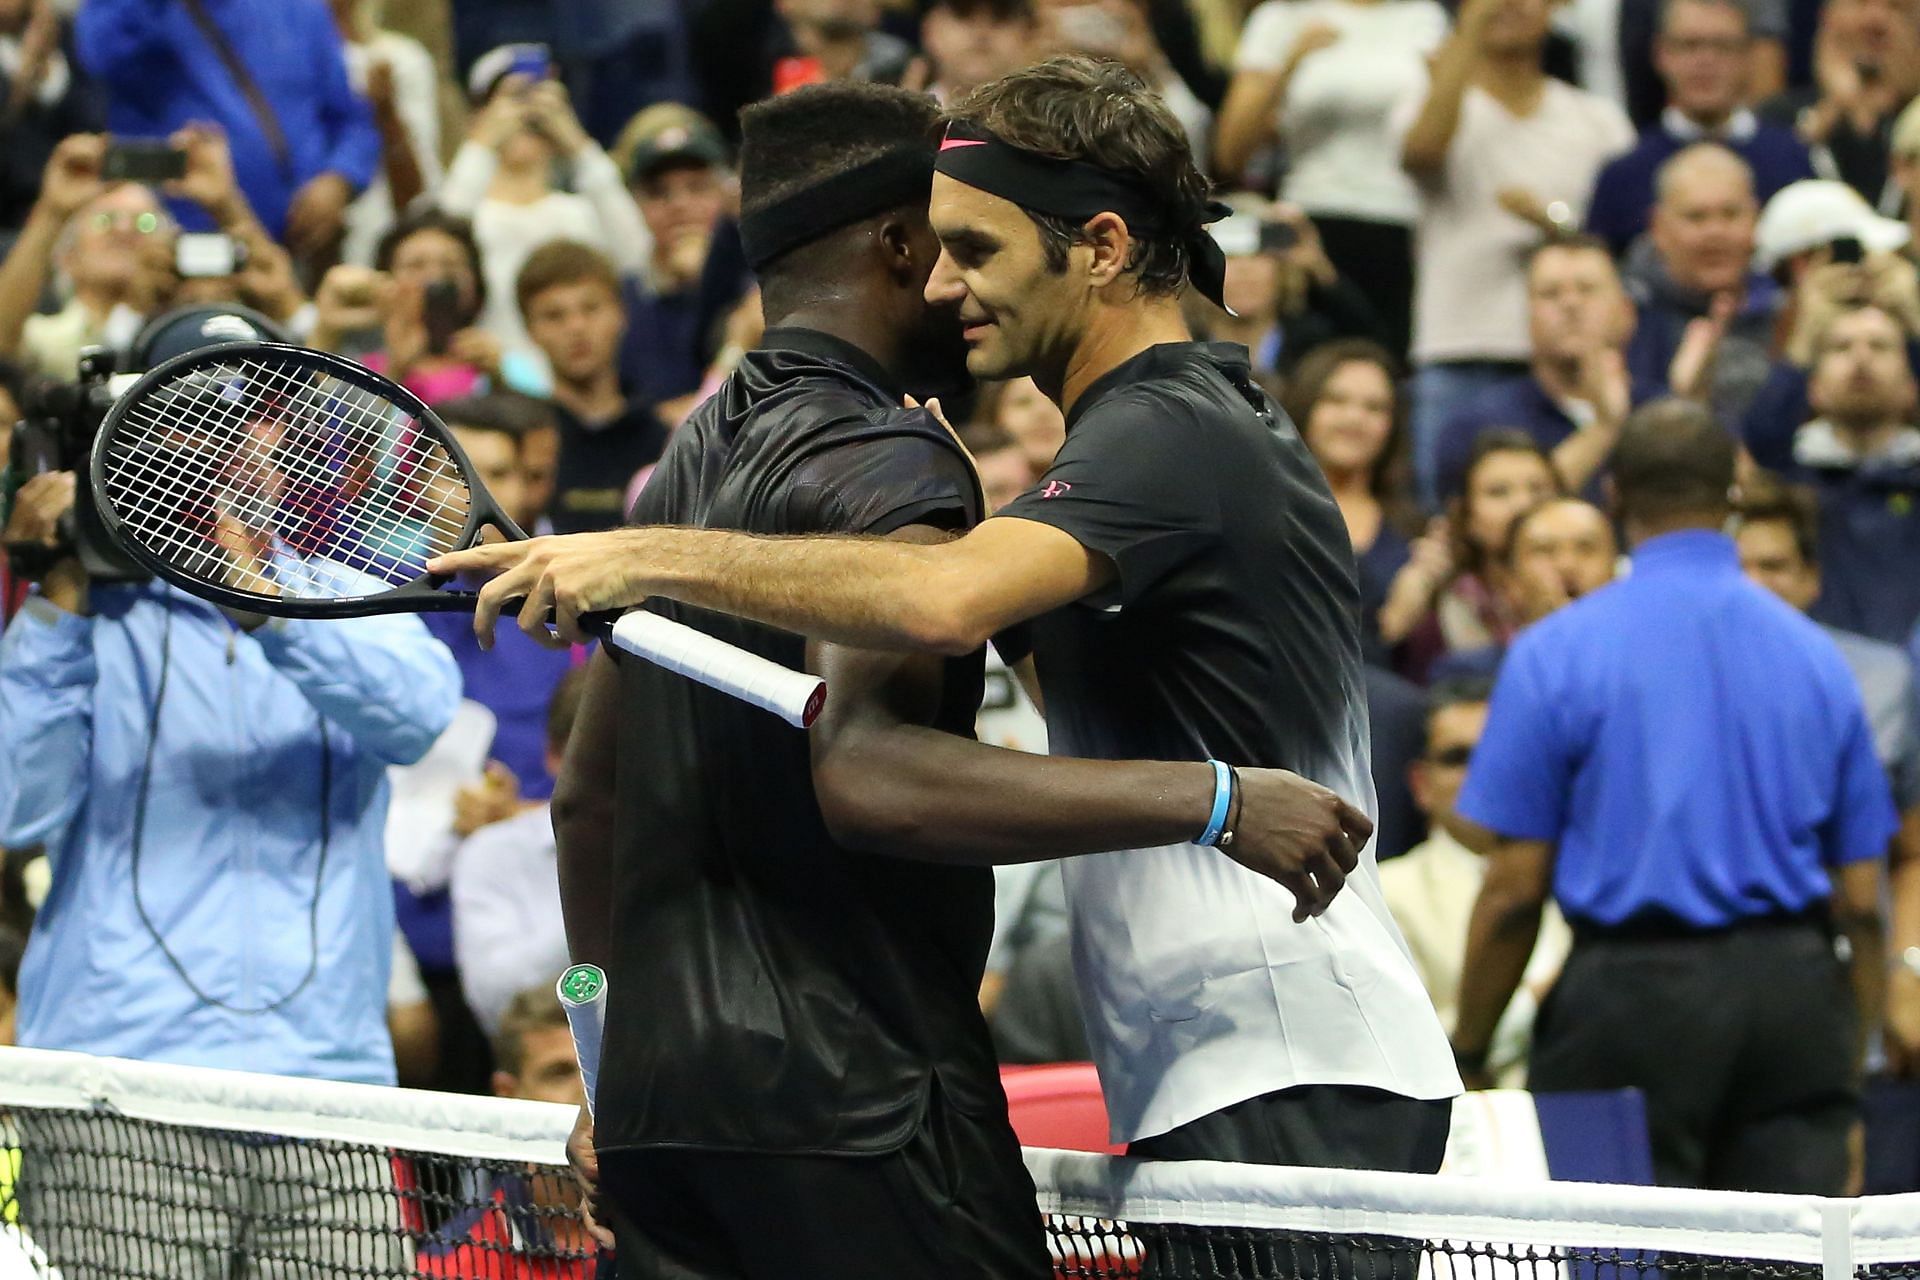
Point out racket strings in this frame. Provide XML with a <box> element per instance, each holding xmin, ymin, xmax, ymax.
<box><xmin>101</xmin><ymin>356</ymin><xmax>472</xmax><ymax>603</ymax></box>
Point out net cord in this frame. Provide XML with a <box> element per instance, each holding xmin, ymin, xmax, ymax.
<box><xmin>5</xmin><ymin>1047</ymin><xmax>1920</xmax><ymax>1265</ymax></box>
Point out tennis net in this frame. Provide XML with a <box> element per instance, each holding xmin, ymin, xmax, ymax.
<box><xmin>2</xmin><ymin>1045</ymin><xmax>1918</xmax><ymax>1280</ymax></box>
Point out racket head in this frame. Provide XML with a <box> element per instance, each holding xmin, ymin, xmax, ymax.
<box><xmin>90</xmin><ymin>341</ymin><xmax>522</xmax><ymax>618</ymax></box>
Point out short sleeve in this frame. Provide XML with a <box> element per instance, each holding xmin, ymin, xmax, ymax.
<box><xmin>1823</xmin><ymin>689</ymin><xmax>1901</xmax><ymax>866</ymax></box>
<box><xmin>1234</xmin><ymin>0</ymin><xmax>1305</xmax><ymax>72</ymax></box>
<box><xmin>997</xmin><ymin>392</ymin><xmax>1221</xmax><ymax>609</ymax></box>
<box><xmin>783</xmin><ymin>421</ymin><xmax>981</xmax><ymax>538</ymax></box>
<box><xmin>1455</xmin><ymin>633</ymin><xmax>1577</xmax><ymax>842</ymax></box>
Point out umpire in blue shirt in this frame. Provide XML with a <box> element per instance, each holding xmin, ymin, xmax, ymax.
<box><xmin>1451</xmin><ymin>398</ymin><xmax>1896</xmax><ymax>1193</ymax></box>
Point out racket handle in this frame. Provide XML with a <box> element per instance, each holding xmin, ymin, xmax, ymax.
<box><xmin>607</xmin><ymin>611</ymin><xmax>828</xmax><ymax>729</ymax></box>
<box><xmin>557</xmin><ymin>965</ymin><xmax>607</xmax><ymax>1117</ymax></box>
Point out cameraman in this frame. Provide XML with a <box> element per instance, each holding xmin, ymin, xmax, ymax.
<box><xmin>0</xmin><ymin>462</ymin><xmax>459</xmax><ymax>1263</ymax></box>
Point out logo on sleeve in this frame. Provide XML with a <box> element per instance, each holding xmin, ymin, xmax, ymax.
<box><xmin>1041</xmin><ymin>480</ymin><xmax>1072</xmax><ymax>499</ymax></box>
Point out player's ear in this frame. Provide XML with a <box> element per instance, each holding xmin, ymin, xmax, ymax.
<box><xmin>1082</xmin><ymin>211</ymin><xmax>1132</xmax><ymax>291</ymax></box>
<box><xmin>877</xmin><ymin>217</ymin><xmax>920</xmax><ymax>284</ymax></box>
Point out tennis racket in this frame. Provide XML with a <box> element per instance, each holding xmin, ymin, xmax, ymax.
<box><xmin>88</xmin><ymin>342</ymin><xmax>827</xmax><ymax>728</ymax></box>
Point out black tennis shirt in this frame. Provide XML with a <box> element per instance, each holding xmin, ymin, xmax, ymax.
<box><xmin>596</xmin><ymin>328</ymin><xmax>1000</xmax><ymax>1157</ymax></box>
<box><xmin>997</xmin><ymin>341</ymin><xmax>1371</xmax><ymax>786</ymax></box>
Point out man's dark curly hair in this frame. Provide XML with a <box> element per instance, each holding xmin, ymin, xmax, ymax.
<box><xmin>945</xmin><ymin>56</ymin><xmax>1212</xmax><ymax>297</ymax></box>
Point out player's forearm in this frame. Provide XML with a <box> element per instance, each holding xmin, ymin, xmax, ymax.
<box><xmin>633</xmin><ymin>526</ymin><xmax>986</xmax><ymax>655</ymax></box>
<box><xmin>817</xmin><ymin>724</ymin><xmax>1216</xmax><ymax>864</ymax></box>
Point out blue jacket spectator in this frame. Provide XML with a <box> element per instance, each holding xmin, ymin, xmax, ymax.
<box><xmin>73</xmin><ymin>0</ymin><xmax>379</xmax><ymax>245</ymax></box>
<box><xmin>0</xmin><ymin>580</ymin><xmax>459</xmax><ymax>1085</ymax></box>
<box><xmin>1584</xmin><ymin>0</ymin><xmax>1811</xmax><ymax>255</ymax></box>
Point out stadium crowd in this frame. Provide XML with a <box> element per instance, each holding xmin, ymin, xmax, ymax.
<box><xmin>0</xmin><ymin>0</ymin><xmax>1919</xmax><ymax>1237</ymax></box>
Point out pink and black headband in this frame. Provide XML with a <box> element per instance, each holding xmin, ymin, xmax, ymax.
<box><xmin>933</xmin><ymin>121</ymin><xmax>1233</xmax><ymax>311</ymax></box>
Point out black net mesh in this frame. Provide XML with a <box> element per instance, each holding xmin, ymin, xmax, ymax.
<box><xmin>0</xmin><ymin>1108</ymin><xmax>597</xmax><ymax>1278</ymax></box>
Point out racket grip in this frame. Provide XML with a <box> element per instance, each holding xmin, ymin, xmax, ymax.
<box><xmin>608</xmin><ymin>611</ymin><xmax>828</xmax><ymax>729</ymax></box>
<box><xmin>557</xmin><ymin>965</ymin><xmax>607</xmax><ymax>1117</ymax></box>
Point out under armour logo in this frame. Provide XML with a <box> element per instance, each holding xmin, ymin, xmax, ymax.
<box><xmin>1041</xmin><ymin>480</ymin><xmax>1072</xmax><ymax>499</ymax></box>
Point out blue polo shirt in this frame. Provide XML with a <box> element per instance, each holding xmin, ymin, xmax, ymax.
<box><xmin>1458</xmin><ymin>530</ymin><xmax>1896</xmax><ymax>928</ymax></box>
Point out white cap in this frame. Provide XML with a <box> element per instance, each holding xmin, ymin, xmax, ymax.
<box><xmin>1754</xmin><ymin>179</ymin><xmax>1910</xmax><ymax>271</ymax></box>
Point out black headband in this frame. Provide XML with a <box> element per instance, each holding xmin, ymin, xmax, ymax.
<box><xmin>738</xmin><ymin>147</ymin><xmax>935</xmax><ymax>272</ymax></box>
<box><xmin>933</xmin><ymin>122</ymin><xmax>1233</xmax><ymax>311</ymax></box>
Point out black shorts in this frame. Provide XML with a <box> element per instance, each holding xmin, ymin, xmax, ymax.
<box><xmin>596</xmin><ymin>1081</ymin><xmax>1053</xmax><ymax>1280</ymax></box>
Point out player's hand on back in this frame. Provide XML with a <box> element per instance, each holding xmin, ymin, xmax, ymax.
<box><xmin>1221</xmin><ymin>770</ymin><xmax>1371</xmax><ymax>922</ymax></box>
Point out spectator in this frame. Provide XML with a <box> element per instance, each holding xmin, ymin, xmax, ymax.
<box><xmin>959</xmin><ymin>419</ymin><xmax>1033</xmax><ymax>511</ymax></box>
<box><xmin>1430</xmin><ymin>495</ymin><xmax>1621</xmax><ymax>679</ymax></box>
<box><xmin>73</xmin><ymin>0</ymin><xmax>378</xmax><ymax>264</ymax></box>
<box><xmin>1452</xmin><ymin>398</ymin><xmax>1893</xmax><ymax>1193</ymax></box>
<box><xmin>1733</xmin><ymin>487</ymin><xmax>1920</xmax><ymax>1076</ymax></box>
<box><xmin>1283</xmin><ymin>338</ymin><xmax>1448</xmax><ymax>663</ymax></box>
<box><xmin>1585</xmin><ymin>0</ymin><xmax>1814</xmax><ymax>257</ymax></box>
<box><xmin>0</xmin><ymin>138</ymin><xmax>169</xmax><ymax>377</ymax></box>
<box><xmin>327</xmin><ymin>0</ymin><xmax>442</xmax><ymax>269</ymax></box>
<box><xmin>312</xmin><ymin>208</ymin><xmax>543</xmax><ymax>404</ymax></box>
<box><xmin>1203</xmin><ymin>200</ymin><xmax>1385</xmax><ymax>377</ymax></box>
<box><xmin>1215</xmin><ymin>0</ymin><xmax>1447</xmax><ymax>358</ymax></box>
<box><xmin>0</xmin><ymin>128</ymin><xmax>305</xmax><ymax>377</ymax></box>
<box><xmin>1625</xmin><ymin>143</ymin><xmax>1781</xmax><ymax>429</ymax></box>
<box><xmin>1558</xmin><ymin>0</ymin><xmax>1788</xmax><ymax>133</ymax></box>
<box><xmin>417</xmin><ymin>987</ymin><xmax>600</xmax><ymax>1278</ymax></box>
<box><xmin>518</xmin><ymin>240</ymin><xmax>670</xmax><ymax>534</ymax></box>
<box><xmin>0</xmin><ymin>388</ymin><xmax>460</xmax><ymax>1266</ymax></box>
<box><xmin>1406</xmin><ymin>431</ymin><xmax>1562</xmax><ymax>681</ymax></box>
<box><xmin>920</xmin><ymin>0</ymin><xmax>1037</xmax><ymax>104</ymax></box>
<box><xmin>1742</xmin><ymin>179</ymin><xmax>1918</xmax><ymax>460</ymax></box>
<box><xmin>1398</xmin><ymin>0</ymin><xmax>1634</xmax><ymax>507</ymax></box>
<box><xmin>991</xmin><ymin>375</ymin><xmax>1066</xmax><ymax>479</ymax></box>
<box><xmin>386</xmin><ymin>397</ymin><xmax>573</xmax><ymax>1092</ymax></box>
<box><xmin>1434</xmin><ymin>236</ymin><xmax>1644</xmax><ymax>502</ymax></box>
<box><xmin>690</xmin><ymin>0</ymin><xmax>914</xmax><ymax>147</ymax></box>
<box><xmin>1367</xmin><ymin>664</ymin><xmax>1430</xmax><ymax>861</ymax></box>
<box><xmin>1771</xmin><ymin>304</ymin><xmax>1920</xmax><ymax>645</ymax></box>
<box><xmin>451</xmin><ymin>667</ymin><xmax>585</xmax><ymax>1036</ymax></box>
<box><xmin>618</xmin><ymin>106</ymin><xmax>735</xmax><ymax>417</ymax></box>
<box><xmin>1379</xmin><ymin>678</ymin><xmax>1570</xmax><ymax>1086</ymax></box>
<box><xmin>439</xmin><ymin>53</ymin><xmax>650</xmax><ymax>368</ymax></box>
<box><xmin>0</xmin><ymin>0</ymin><xmax>102</xmax><ymax>235</ymax></box>
<box><xmin>1760</xmin><ymin>0</ymin><xmax>1918</xmax><ymax>209</ymax></box>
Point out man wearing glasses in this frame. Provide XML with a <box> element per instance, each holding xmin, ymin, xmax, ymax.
<box><xmin>1380</xmin><ymin>677</ymin><xmax>1571</xmax><ymax>1087</ymax></box>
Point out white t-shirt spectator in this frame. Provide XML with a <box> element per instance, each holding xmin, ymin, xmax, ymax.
<box><xmin>449</xmin><ymin>803</ymin><xmax>568</xmax><ymax>1036</ymax></box>
<box><xmin>438</xmin><ymin>140</ymin><xmax>652</xmax><ymax>369</ymax></box>
<box><xmin>340</xmin><ymin>30</ymin><xmax>443</xmax><ymax>268</ymax></box>
<box><xmin>1235</xmin><ymin>0</ymin><xmax>1448</xmax><ymax>225</ymax></box>
<box><xmin>1398</xmin><ymin>79</ymin><xmax>1633</xmax><ymax>363</ymax></box>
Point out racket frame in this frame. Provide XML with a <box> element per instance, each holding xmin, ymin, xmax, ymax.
<box><xmin>90</xmin><ymin>341</ymin><xmax>527</xmax><ymax>619</ymax></box>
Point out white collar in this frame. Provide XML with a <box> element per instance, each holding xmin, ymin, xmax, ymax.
<box><xmin>1793</xmin><ymin>418</ymin><xmax>1920</xmax><ymax>468</ymax></box>
<box><xmin>1662</xmin><ymin>105</ymin><xmax>1758</xmax><ymax>143</ymax></box>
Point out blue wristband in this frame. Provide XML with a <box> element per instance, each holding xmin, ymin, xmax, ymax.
<box><xmin>1197</xmin><ymin>758</ymin><xmax>1233</xmax><ymax>847</ymax></box>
